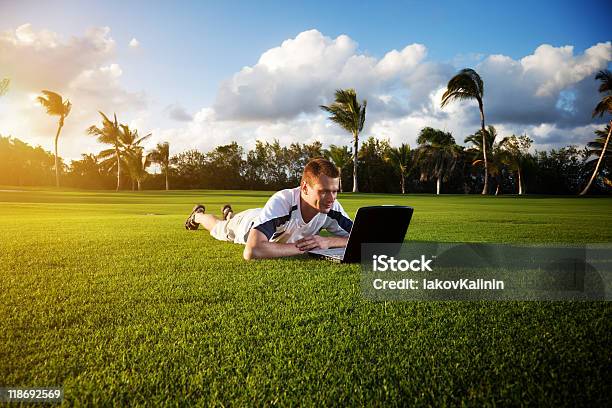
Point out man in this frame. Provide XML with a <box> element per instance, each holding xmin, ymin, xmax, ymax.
<box><xmin>184</xmin><ymin>157</ymin><xmax>353</xmax><ymax>260</ymax></box>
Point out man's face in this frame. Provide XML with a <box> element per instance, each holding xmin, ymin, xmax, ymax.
<box><xmin>301</xmin><ymin>174</ymin><xmax>339</xmax><ymax>213</ymax></box>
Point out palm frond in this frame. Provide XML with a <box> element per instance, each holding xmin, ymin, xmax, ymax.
<box><xmin>595</xmin><ymin>69</ymin><xmax>612</xmax><ymax>94</ymax></box>
<box><xmin>592</xmin><ymin>95</ymin><xmax>612</xmax><ymax>118</ymax></box>
<box><xmin>63</xmin><ymin>100</ymin><xmax>72</xmax><ymax>117</ymax></box>
<box><xmin>586</xmin><ymin>125</ymin><xmax>612</xmax><ymax>154</ymax></box>
<box><xmin>149</xmin><ymin>142</ymin><xmax>171</xmax><ymax>168</ymax></box>
<box><xmin>88</xmin><ymin>111</ymin><xmax>121</xmax><ymax>146</ymax></box>
<box><xmin>440</xmin><ymin>68</ymin><xmax>484</xmax><ymax>108</ymax></box>
<box><xmin>97</xmin><ymin>148</ymin><xmax>117</xmax><ymax>159</ymax></box>
<box><xmin>325</xmin><ymin>145</ymin><xmax>352</xmax><ymax>169</ymax></box>
<box><xmin>37</xmin><ymin>90</ymin><xmax>71</xmax><ymax>117</ymax></box>
<box><xmin>385</xmin><ymin>144</ymin><xmax>412</xmax><ymax>174</ymax></box>
<box><xmin>320</xmin><ymin>88</ymin><xmax>367</xmax><ymax>138</ymax></box>
<box><xmin>135</xmin><ymin>133</ymin><xmax>152</xmax><ymax>145</ymax></box>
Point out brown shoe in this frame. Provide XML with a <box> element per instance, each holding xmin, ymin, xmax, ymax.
<box><xmin>185</xmin><ymin>204</ymin><xmax>205</xmax><ymax>230</ymax></box>
<box><xmin>222</xmin><ymin>204</ymin><xmax>233</xmax><ymax>220</ymax></box>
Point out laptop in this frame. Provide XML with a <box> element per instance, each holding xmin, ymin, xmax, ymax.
<box><xmin>308</xmin><ymin>205</ymin><xmax>414</xmax><ymax>263</ymax></box>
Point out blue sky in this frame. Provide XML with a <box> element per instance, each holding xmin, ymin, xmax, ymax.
<box><xmin>4</xmin><ymin>0</ymin><xmax>609</xmax><ymax>104</ymax></box>
<box><xmin>0</xmin><ymin>0</ymin><xmax>611</xmax><ymax>159</ymax></box>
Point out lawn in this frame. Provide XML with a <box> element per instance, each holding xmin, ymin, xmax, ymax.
<box><xmin>1</xmin><ymin>189</ymin><xmax>611</xmax><ymax>406</ymax></box>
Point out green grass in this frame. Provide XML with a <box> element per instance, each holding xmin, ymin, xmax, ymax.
<box><xmin>1</xmin><ymin>189</ymin><xmax>611</xmax><ymax>406</ymax></box>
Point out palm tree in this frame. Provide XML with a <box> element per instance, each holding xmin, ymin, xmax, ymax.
<box><xmin>498</xmin><ymin>134</ymin><xmax>533</xmax><ymax>195</ymax></box>
<box><xmin>580</xmin><ymin>70</ymin><xmax>612</xmax><ymax>195</ymax></box>
<box><xmin>385</xmin><ymin>143</ymin><xmax>412</xmax><ymax>194</ymax></box>
<box><xmin>489</xmin><ymin>140</ymin><xmax>515</xmax><ymax>196</ymax></box>
<box><xmin>581</xmin><ymin>124</ymin><xmax>612</xmax><ymax>189</ymax></box>
<box><xmin>465</xmin><ymin>125</ymin><xmax>498</xmax><ymax>193</ymax></box>
<box><xmin>441</xmin><ymin>68</ymin><xmax>489</xmax><ymax>194</ymax></box>
<box><xmin>320</xmin><ymin>89</ymin><xmax>367</xmax><ymax>192</ymax></box>
<box><xmin>37</xmin><ymin>90</ymin><xmax>72</xmax><ymax>188</ymax></box>
<box><xmin>71</xmin><ymin>153</ymin><xmax>102</xmax><ymax>177</ymax></box>
<box><xmin>124</xmin><ymin>146</ymin><xmax>151</xmax><ymax>191</ymax></box>
<box><xmin>464</xmin><ymin>125</ymin><xmax>497</xmax><ymax>159</ymax></box>
<box><xmin>324</xmin><ymin>144</ymin><xmax>352</xmax><ymax>192</ymax></box>
<box><xmin>87</xmin><ymin>112</ymin><xmax>122</xmax><ymax>190</ymax></box>
<box><xmin>148</xmin><ymin>142</ymin><xmax>171</xmax><ymax>190</ymax></box>
<box><xmin>417</xmin><ymin>127</ymin><xmax>461</xmax><ymax>195</ymax></box>
<box><xmin>69</xmin><ymin>153</ymin><xmax>105</xmax><ymax>188</ymax></box>
<box><xmin>118</xmin><ymin>124</ymin><xmax>152</xmax><ymax>191</ymax></box>
<box><xmin>118</xmin><ymin>124</ymin><xmax>151</xmax><ymax>153</ymax></box>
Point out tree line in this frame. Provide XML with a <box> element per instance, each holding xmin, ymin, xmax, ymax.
<box><xmin>1</xmin><ymin>129</ymin><xmax>609</xmax><ymax>194</ymax></box>
<box><xmin>0</xmin><ymin>68</ymin><xmax>610</xmax><ymax>194</ymax></box>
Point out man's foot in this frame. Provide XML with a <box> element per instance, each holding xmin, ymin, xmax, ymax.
<box><xmin>222</xmin><ymin>204</ymin><xmax>234</xmax><ymax>221</ymax></box>
<box><xmin>185</xmin><ymin>204</ymin><xmax>205</xmax><ymax>230</ymax></box>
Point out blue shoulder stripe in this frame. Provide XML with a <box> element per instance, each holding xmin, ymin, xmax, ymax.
<box><xmin>253</xmin><ymin>205</ymin><xmax>298</xmax><ymax>240</ymax></box>
<box><xmin>327</xmin><ymin>209</ymin><xmax>353</xmax><ymax>233</ymax></box>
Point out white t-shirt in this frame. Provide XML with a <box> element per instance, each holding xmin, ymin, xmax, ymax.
<box><xmin>250</xmin><ymin>187</ymin><xmax>353</xmax><ymax>243</ymax></box>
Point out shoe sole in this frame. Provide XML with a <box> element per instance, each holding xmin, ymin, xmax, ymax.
<box><xmin>185</xmin><ymin>204</ymin><xmax>205</xmax><ymax>230</ymax></box>
<box><xmin>222</xmin><ymin>204</ymin><xmax>233</xmax><ymax>221</ymax></box>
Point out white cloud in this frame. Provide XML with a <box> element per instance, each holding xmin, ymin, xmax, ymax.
<box><xmin>209</xmin><ymin>30</ymin><xmax>609</xmax><ymax>153</ymax></box>
<box><xmin>520</xmin><ymin>43</ymin><xmax>611</xmax><ymax>97</ymax></box>
<box><xmin>150</xmin><ymin>108</ymin><xmax>349</xmax><ymax>158</ymax></box>
<box><xmin>375</xmin><ymin>43</ymin><xmax>427</xmax><ymax>79</ymax></box>
<box><xmin>213</xmin><ymin>29</ymin><xmax>434</xmax><ymax>121</ymax></box>
<box><xmin>1</xmin><ymin>26</ymin><xmax>610</xmax><ymax>162</ymax></box>
<box><xmin>129</xmin><ymin>38</ymin><xmax>139</xmax><ymax>48</ymax></box>
<box><xmin>0</xmin><ymin>24</ymin><xmax>115</xmax><ymax>91</ymax></box>
<box><xmin>0</xmin><ymin>24</ymin><xmax>147</xmax><ymax>160</ymax></box>
<box><xmin>480</xmin><ymin>42</ymin><xmax>612</xmax><ymax>127</ymax></box>
<box><xmin>165</xmin><ymin>103</ymin><xmax>193</xmax><ymax>122</ymax></box>
<box><xmin>199</xmin><ymin>31</ymin><xmax>608</xmax><ymax>157</ymax></box>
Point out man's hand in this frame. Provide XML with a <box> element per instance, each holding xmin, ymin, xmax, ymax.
<box><xmin>244</xmin><ymin>229</ymin><xmax>303</xmax><ymax>260</ymax></box>
<box><xmin>295</xmin><ymin>235</ymin><xmax>330</xmax><ymax>251</ymax></box>
<box><xmin>244</xmin><ymin>230</ymin><xmax>348</xmax><ymax>260</ymax></box>
<box><xmin>295</xmin><ymin>235</ymin><xmax>348</xmax><ymax>251</ymax></box>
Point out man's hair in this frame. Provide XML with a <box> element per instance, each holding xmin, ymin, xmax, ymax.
<box><xmin>301</xmin><ymin>157</ymin><xmax>340</xmax><ymax>186</ymax></box>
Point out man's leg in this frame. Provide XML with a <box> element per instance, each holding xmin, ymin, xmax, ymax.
<box><xmin>185</xmin><ymin>204</ymin><xmax>206</xmax><ymax>230</ymax></box>
<box><xmin>193</xmin><ymin>212</ymin><xmax>222</xmax><ymax>232</ymax></box>
<box><xmin>198</xmin><ymin>204</ymin><xmax>235</xmax><ymax>232</ymax></box>
<box><xmin>186</xmin><ymin>204</ymin><xmax>256</xmax><ymax>243</ymax></box>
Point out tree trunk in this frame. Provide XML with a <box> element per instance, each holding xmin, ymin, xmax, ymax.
<box><xmin>436</xmin><ymin>177</ymin><xmax>441</xmax><ymax>195</ymax></box>
<box><xmin>480</xmin><ymin>104</ymin><xmax>488</xmax><ymax>195</ymax></box>
<box><xmin>53</xmin><ymin>117</ymin><xmax>64</xmax><ymax>188</ymax></box>
<box><xmin>115</xmin><ymin>146</ymin><xmax>121</xmax><ymax>191</ymax></box>
<box><xmin>132</xmin><ymin>179</ymin><xmax>135</xmax><ymax>191</ymax></box>
<box><xmin>580</xmin><ymin>120</ymin><xmax>612</xmax><ymax>196</ymax></box>
<box><xmin>401</xmin><ymin>173</ymin><xmax>405</xmax><ymax>194</ymax></box>
<box><xmin>338</xmin><ymin>168</ymin><xmax>343</xmax><ymax>193</ymax></box>
<box><xmin>137</xmin><ymin>180</ymin><xmax>141</xmax><ymax>191</ymax></box>
<box><xmin>165</xmin><ymin>168</ymin><xmax>169</xmax><ymax>191</ymax></box>
<box><xmin>518</xmin><ymin>167</ymin><xmax>523</xmax><ymax>195</ymax></box>
<box><xmin>352</xmin><ymin>133</ymin><xmax>359</xmax><ymax>193</ymax></box>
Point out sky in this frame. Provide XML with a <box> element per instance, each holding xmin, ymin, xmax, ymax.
<box><xmin>0</xmin><ymin>0</ymin><xmax>611</xmax><ymax>161</ymax></box>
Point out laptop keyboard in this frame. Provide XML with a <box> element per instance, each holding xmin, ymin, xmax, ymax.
<box><xmin>310</xmin><ymin>248</ymin><xmax>345</xmax><ymax>256</ymax></box>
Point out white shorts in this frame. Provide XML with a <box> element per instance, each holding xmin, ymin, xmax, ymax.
<box><xmin>210</xmin><ymin>208</ymin><xmax>262</xmax><ymax>244</ymax></box>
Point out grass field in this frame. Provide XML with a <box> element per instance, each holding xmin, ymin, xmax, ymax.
<box><xmin>1</xmin><ymin>188</ymin><xmax>611</xmax><ymax>406</ymax></box>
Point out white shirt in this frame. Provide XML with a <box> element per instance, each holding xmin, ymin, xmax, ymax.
<box><xmin>251</xmin><ymin>187</ymin><xmax>353</xmax><ymax>243</ymax></box>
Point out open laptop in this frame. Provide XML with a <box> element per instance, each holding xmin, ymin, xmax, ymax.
<box><xmin>308</xmin><ymin>205</ymin><xmax>414</xmax><ymax>263</ymax></box>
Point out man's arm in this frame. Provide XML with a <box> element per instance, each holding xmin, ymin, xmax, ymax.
<box><xmin>243</xmin><ymin>229</ymin><xmax>302</xmax><ymax>260</ymax></box>
<box><xmin>243</xmin><ymin>230</ymin><xmax>349</xmax><ymax>260</ymax></box>
<box><xmin>294</xmin><ymin>235</ymin><xmax>348</xmax><ymax>251</ymax></box>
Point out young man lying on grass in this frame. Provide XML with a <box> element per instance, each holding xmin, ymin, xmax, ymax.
<box><xmin>184</xmin><ymin>157</ymin><xmax>353</xmax><ymax>260</ymax></box>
